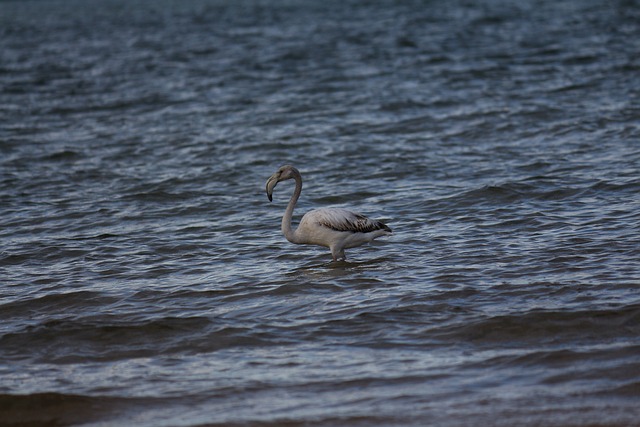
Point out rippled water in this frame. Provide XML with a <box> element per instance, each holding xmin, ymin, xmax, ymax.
<box><xmin>1</xmin><ymin>0</ymin><xmax>640</xmax><ymax>425</ymax></box>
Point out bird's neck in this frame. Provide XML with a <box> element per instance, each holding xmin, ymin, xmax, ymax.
<box><xmin>282</xmin><ymin>174</ymin><xmax>303</xmax><ymax>244</ymax></box>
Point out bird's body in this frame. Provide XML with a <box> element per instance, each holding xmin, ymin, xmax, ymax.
<box><xmin>266</xmin><ymin>165</ymin><xmax>391</xmax><ymax>261</ymax></box>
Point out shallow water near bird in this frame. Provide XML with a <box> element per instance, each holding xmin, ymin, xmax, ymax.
<box><xmin>1</xmin><ymin>0</ymin><xmax>640</xmax><ymax>426</ymax></box>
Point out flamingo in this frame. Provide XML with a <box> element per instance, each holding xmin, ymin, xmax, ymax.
<box><xmin>265</xmin><ymin>165</ymin><xmax>392</xmax><ymax>261</ymax></box>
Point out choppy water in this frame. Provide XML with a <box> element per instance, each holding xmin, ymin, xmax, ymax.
<box><xmin>2</xmin><ymin>0</ymin><xmax>640</xmax><ymax>425</ymax></box>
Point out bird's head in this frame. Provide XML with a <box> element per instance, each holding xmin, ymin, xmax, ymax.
<box><xmin>266</xmin><ymin>164</ymin><xmax>300</xmax><ymax>202</ymax></box>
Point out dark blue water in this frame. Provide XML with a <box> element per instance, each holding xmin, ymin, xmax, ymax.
<box><xmin>1</xmin><ymin>0</ymin><xmax>640</xmax><ymax>425</ymax></box>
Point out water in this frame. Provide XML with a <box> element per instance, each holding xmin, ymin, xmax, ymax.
<box><xmin>1</xmin><ymin>0</ymin><xmax>639</xmax><ymax>425</ymax></box>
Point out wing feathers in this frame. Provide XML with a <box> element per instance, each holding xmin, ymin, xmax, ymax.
<box><xmin>313</xmin><ymin>208</ymin><xmax>392</xmax><ymax>234</ymax></box>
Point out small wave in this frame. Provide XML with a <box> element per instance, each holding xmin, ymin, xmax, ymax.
<box><xmin>0</xmin><ymin>315</ymin><xmax>214</xmax><ymax>363</ymax></box>
<box><xmin>433</xmin><ymin>303</ymin><xmax>640</xmax><ymax>344</ymax></box>
<box><xmin>0</xmin><ymin>392</ymin><xmax>103</xmax><ymax>426</ymax></box>
<box><xmin>0</xmin><ymin>290</ymin><xmax>115</xmax><ymax>318</ymax></box>
<box><xmin>587</xmin><ymin>179</ymin><xmax>640</xmax><ymax>195</ymax></box>
<box><xmin>43</xmin><ymin>150</ymin><xmax>83</xmax><ymax>162</ymax></box>
<box><xmin>0</xmin><ymin>392</ymin><xmax>163</xmax><ymax>426</ymax></box>
<box><xmin>120</xmin><ymin>189</ymin><xmax>197</xmax><ymax>202</ymax></box>
<box><xmin>443</xmin><ymin>177</ymin><xmax>622</xmax><ymax>209</ymax></box>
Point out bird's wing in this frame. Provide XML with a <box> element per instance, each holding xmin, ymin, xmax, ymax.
<box><xmin>305</xmin><ymin>208</ymin><xmax>392</xmax><ymax>234</ymax></box>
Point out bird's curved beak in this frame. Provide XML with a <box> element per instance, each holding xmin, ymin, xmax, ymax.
<box><xmin>266</xmin><ymin>173</ymin><xmax>279</xmax><ymax>202</ymax></box>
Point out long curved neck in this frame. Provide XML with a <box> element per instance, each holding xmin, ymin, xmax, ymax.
<box><xmin>282</xmin><ymin>173</ymin><xmax>303</xmax><ymax>244</ymax></box>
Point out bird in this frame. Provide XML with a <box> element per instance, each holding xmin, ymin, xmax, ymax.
<box><xmin>265</xmin><ymin>165</ymin><xmax>392</xmax><ymax>261</ymax></box>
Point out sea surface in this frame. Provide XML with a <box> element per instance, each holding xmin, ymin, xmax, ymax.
<box><xmin>1</xmin><ymin>0</ymin><xmax>639</xmax><ymax>426</ymax></box>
